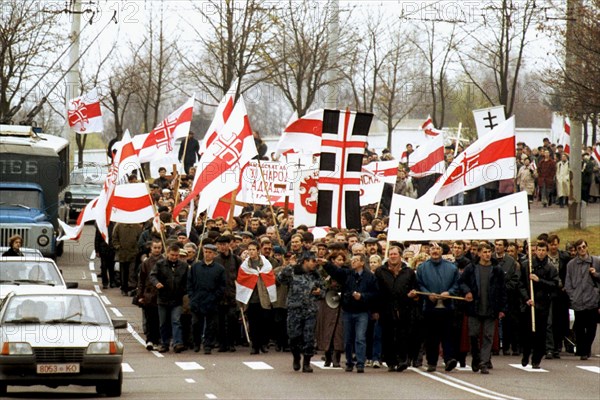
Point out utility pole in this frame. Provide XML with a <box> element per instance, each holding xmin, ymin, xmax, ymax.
<box><xmin>566</xmin><ymin>0</ymin><xmax>583</xmax><ymax>229</ymax></box>
<box><xmin>64</xmin><ymin>0</ymin><xmax>82</xmax><ymax>144</ymax></box>
<box><xmin>324</xmin><ymin>0</ymin><xmax>339</xmax><ymax>109</ymax></box>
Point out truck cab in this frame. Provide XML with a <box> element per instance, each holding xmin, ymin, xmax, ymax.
<box><xmin>0</xmin><ymin>125</ymin><xmax>69</xmax><ymax>258</ymax></box>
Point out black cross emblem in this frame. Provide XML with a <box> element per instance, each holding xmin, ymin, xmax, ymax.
<box><xmin>294</xmin><ymin>158</ymin><xmax>306</xmax><ymax>169</ymax></box>
<box><xmin>483</xmin><ymin>111</ymin><xmax>498</xmax><ymax>130</ymax></box>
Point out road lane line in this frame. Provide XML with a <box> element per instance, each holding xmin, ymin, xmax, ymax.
<box><xmin>185</xmin><ymin>379</ymin><xmax>196</xmax><ymax>383</ymax></box>
<box><xmin>91</xmin><ymin>272</ymin><xmax>98</xmax><ymax>282</ymax></box>
<box><xmin>205</xmin><ymin>394</ymin><xmax>217</xmax><ymax>399</ymax></box>
<box><xmin>90</xmin><ymin>250</ymin><xmax>96</xmax><ymax>260</ymax></box>
<box><xmin>110</xmin><ymin>307</ymin><xmax>123</xmax><ymax>317</ymax></box>
<box><xmin>409</xmin><ymin>367</ymin><xmax>510</xmax><ymax>400</ymax></box>
<box><xmin>151</xmin><ymin>350</ymin><xmax>164</xmax><ymax>358</ymax></box>
<box><xmin>122</xmin><ymin>363</ymin><xmax>134</xmax><ymax>373</ymax></box>
<box><xmin>100</xmin><ymin>295</ymin><xmax>111</xmax><ymax>305</ymax></box>
<box><xmin>437</xmin><ymin>373</ymin><xmax>524</xmax><ymax>400</ymax></box>
<box><xmin>176</xmin><ymin>362</ymin><xmax>204</xmax><ymax>371</ymax></box>
<box><xmin>577</xmin><ymin>366</ymin><xmax>600</xmax><ymax>374</ymax></box>
<box><xmin>509</xmin><ymin>364</ymin><xmax>548</xmax><ymax>372</ymax></box>
<box><xmin>89</xmin><ymin>261</ymin><xmax>95</xmax><ymax>271</ymax></box>
<box><xmin>311</xmin><ymin>360</ymin><xmax>342</xmax><ymax>369</ymax></box>
<box><xmin>125</xmin><ymin>322</ymin><xmax>165</xmax><ymax>358</ymax></box>
<box><xmin>243</xmin><ymin>361</ymin><xmax>273</xmax><ymax>370</ymax></box>
<box><xmin>94</xmin><ymin>284</ymin><xmax>101</xmax><ymax>293</ymax></box>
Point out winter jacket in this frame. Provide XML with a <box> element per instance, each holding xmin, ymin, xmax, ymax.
<box><xmin>556</xmin><ymin>160</ymin><xmax>570</xmax><ymax>198</ymax></box>
<box><xmin>516</xmin><ymin>165</ymin><xmax>535</xmax><ymax>195</ymax></box>
<box><xmin>323</xmin><ymin>262</ymin><xmax>378</xmax><ymax>314</ymax></box>
<box><xmin>518</xmin><ymin>256</ymin><xmax>559</xmax><ymax>313</ymax></box>
<box><xmin>149</xmin><ymin>258</ymin><xmax>189</xmax><ymax>307</ymax></box>
<box><xmin>537</xmin><ymin>158</ymin><xmax>556</xmax><ymax>189</ymax></box>
<box><xmin>215</xmin><ymin>251</ymin><xmax>242</xmax><ymax>305</ymax></box>
<box><xmin>374</xmin><ymin>263</ymin><xmax>418</xmax><ymax>320</ymax></box>
<box><xmin>112</xmin><ymin>223</ymin><xmax>143</xmax><ymax>262</ymax></box>
<box><xmin>137</xmin><ymin>254</ymin><xmax>164</xmax><ymax>306</ymax></box>
<box><xmin>459</xmin><ymin>263</ymin><xmax>507</xmax><ymax>317</ymax></box>
<box><xmin>493</xmin><ymin>253</ymin><xmax>520</xmax><ymax>293</ymax></box>
<box><xmin>564</xmin><ymin>255</ymin><xmax>600</xmax><ymax>311</ymax></box>
<box><xmin>416</xmin><ymin>257</ymin><xmax>460</xmax><ymax>311</ymax></box>
<box><xmin>277</xmin><ymin>264</ymin><xmax>325</xmax><ymax>313</ymax></box>
<box><xmin>187</xmin><ymin>260</ymin><xmax>226</xmax><ymax>314</ymax></box>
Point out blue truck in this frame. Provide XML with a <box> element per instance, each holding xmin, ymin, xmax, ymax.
<box><xmin>0</xmin><ymin>125</ymin><xmax>70</xmax><ymax>258</ymax></box>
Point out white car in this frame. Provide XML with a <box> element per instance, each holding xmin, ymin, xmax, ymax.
<box><xmin>0</xmin><ymin>247</ymin><xmax>43</xmax><ymax>257</ymax></box>
<box><xmin>0</xmin><ymin>286</ymin><xmax>126</xmax><ymax>396</ymax></box>
<box><xmin>0</xmin><ymin>256</ymin><xmax>78</xmax><ymax>300</ymax></box>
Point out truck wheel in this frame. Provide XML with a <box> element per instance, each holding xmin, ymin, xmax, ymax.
<box><xmin>0</xmin><ymin>383</ymin><xmax>7</xmax><ymax>395</ymax></box>
<box><xmin>56</xmin><ymin>240</ymin><xmax>64</xmax><ymax>257</ymax></box>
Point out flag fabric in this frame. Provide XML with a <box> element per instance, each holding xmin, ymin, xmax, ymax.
<box><xmin>592</xmin><ymin>144</ymin><xmax>600</xmax><ymax>165</ymax></box>
<box><xmin>275</xmin><ymin>109</ymin><xmax>324</xmax><ymax>156</ymax></box>
<box><xmin>173</xmin><ymin>95</ymin><xmax>257</xmax><ymax>217</ymax></box>
<box><xmin>399</xmin><ymin>150</ymin><xmax>408</xmax><ymax>164</ymax></box>
<box><xmin>138</xmin><ymin>97</ymin><xmax>194</xmax><ymax>163</ymax></box>
<box><xmin>316</xmin><ymin>110</ymin><xmax>373</xmax><ymax>229</ymax></box>
<box><xmin>57</xmin><ymin>198</ymin><xmax>98</xmax><ymax>241</ymax></box>
<box><xmin>116</xmin><ymin>130</ymin><xmax>142</xmax><ymax>182</ymax></box>
<box><xmin>424</xmin><ymin>117</ymin><xmax>516</xmax><ymax>203</ymax></box>
<box><xmin>560</xmin><ymin>117</ymin><xmax>571</xmax><ymax>155</ymax></box>
<box><xmin>67</xmin><ymin>88</ymin><xmax>103</xmax><ymax>134</ymax></box>
<box><xmin>363</xmin><ymin>160</ymin><xmax>399</xmax><ymax>184</ymax></box>
<box><xmin>472</xmin><ymin>106</ymin><xmax>506</xmax><ymax>138</ymax></box>
<box><xmin>421</xmin><ymin>115</ymin><xmax>443</xmax><ymax>137</ymax></box>
<box><xmin>293</xmin><ymin>168</ymin><xmax>319</xmax><ymax>227</ymax></box>
<box><xmin>235</xmin><ymin>256</ymin><xmax>277</xmax><ymax>304</ymax></box>
<box><xmin>152</xmin><ymin>212</ymin><xmax>162</xmax><ymax>233</ymax></box>
<box><xmin>530</xmin><ymin>158</ymin><xmax>537</xmax><ymax>171</ymax></box>
<box><xmin>199</xmin><ymin>79</ymin><xmax>238</xmax><ymax>156</ymax></box>
<box><xmin>360</xmin><ymin>169</ymin><xmax>385</xmax><ymax>206</ymax></box>
<box><xmin>186</xmin><ymin>198</ymin><xmax>194</xmax><ymax>238</ymax></box>
<box><xmin>407</xmin><ymin>134</ymin><xmax>445</xmax><ymax>178</ymax></box>
<box><xmin>109</xmin><ymin>183</ymin><xmax>154</xmax><ymax>223</ymax></box>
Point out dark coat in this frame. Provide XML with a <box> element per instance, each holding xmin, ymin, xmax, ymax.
<box><xmin>537</xmin><ymin>158</ymin><xmax>556</xmax><ymax>189</ymax></box>
<box><xmin>518</xmin><ymin>256</ymin><xmax>559</xmax><ymax>313</ymax></box>
<box><xmin>323</xmin><ymin>262</ymin><xmax>378</xmax><ymax>314</ymax></box>
<box><xmin>187</xmin><ymin>261</ymin><xmax>226</xmax><ymax>314</ymax></box>
<box><xmin>459</xmin><ymin>263</ymin><xmax>507</xmax><ymax>317</ymax></box>
<box><xmin>149</xmin><ymin>258</ymin><xmax>189</xmax><ymax>307</ymax></box>
<box><xmin>94</xmin><ymin>223</ymin><xmax>115</xmax><ymax>259</ymax></box>
<box><xmin>215</xmin><ymin>251</ymin><xmax>242</xmax><ymax>306</ymax></box>
<box><xmin>137</xmin><ymin>254</ymin><xmax>164</xmax><ymax>306</ymax></box>
<box><xmin>416</xmin><ymin>258</ymin><xmax>460</xmax><ymax>311</ymax></box>
<box><xmin>493</xmin><ymin>253</ymin><xmax>520</xmax><ymax>292</ymax></box>
<box><xmin>2</xmin><ymin>248</ymin><xmax>23</xmax><ymax>257</ymax></box>
<box><xmin>374</xmin><ymin>263</ymin><xmax>418</xmax><ymax>320</ymax></box>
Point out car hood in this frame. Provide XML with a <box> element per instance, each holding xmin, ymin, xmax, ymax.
<box><xmin>0</xmin><ymin>207</ymin><xmax>48</xmax><ymax>224</ymax></box>
<box><xmin>1</xmin><ymin>282</ymin><xmax>68</xmax><ymax>301</ymax></box>
<box><xmin>1</xmin><ymin>324</ymin><xmax>118</xmax><ymax>347</ymax></box>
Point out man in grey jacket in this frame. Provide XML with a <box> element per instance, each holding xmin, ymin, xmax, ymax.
<box><xmin>564</xmin><ymin>239</ymin><xmax>600</xmax><ymax>360</ymax></box>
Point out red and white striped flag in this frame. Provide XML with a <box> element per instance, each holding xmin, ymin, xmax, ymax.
<box><xmin>57</xmin><ymin>198</ymin><xmax>98</xmax><ymax>241</ymax></box>
<box><xmin>110</xmin><ymin>183</ymin><xmax>154</xmax><ymax>224</ymax></box>
<box><xmin>592</xmin><ymin>144</ymin><xmax>600</xmax><ymax>165</ymax></box>
<box><xmin>421</xmin><ymin>115</ymin><xmax>443</xmax><ymax>137</ymax></box>
<box><xmin>424</xmin><ymin>117</ymin><xmax>516</xmax><ymax>203</ymax></box>
<box><xmin>363</xmin><ymin>160</ymin><xmax>399</xmax><ymax>184</ymax></box>
<box><xmin>68</xmin><ymin>88</ymin><xmax>103</xmax><ymax>134</ymax></box>
<box><xmin>173</xmin><ymin>95</ymin><xmax>257</xmax><ymax>218</ymax></box>
<box><xmin>530</xmin><ymin>158</ymin><xmax>537</xmax><ymax>171</ymax></box>
<box><xmin>399</xmin><ymin>150</ymin><xmax>408</xmax><ymax>164</ymax></box>
<box><xmin>199</xmin><ymin>79</ymin><xmax>238</xmax><ymax>156</ymax></box>
<box><xmin>138</xmin><ymin>97</ymin><xmax>194</xmax><ymax>163</ymax></box>
<box><xmin>408</xmin><ymin>134</ymin><xmax>445</xmax><ymax>178</ymax></box>
<box><xmin>275</xmin><ymin>109</ymin><xmax>324</xmax><ymax>156</ymax></box>
<box><xmin>560</xmin><ymin>117</ymin><xmax>571</xmax><ymax>155</ymax></box>
<box><xmin>235</xmin><ymin>256</ymin><xmax>277</xmax><ymax>304</ymax></box>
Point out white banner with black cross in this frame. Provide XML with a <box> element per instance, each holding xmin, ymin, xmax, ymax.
<box><xmin>472</xmin><ymin>106</ymin><xmax>506</xmax><ymax>138</ymax></box>
<box><xmin>388</xmin><ymin>191</ymin><xmax>530</xmax><ymax>241</ymax></box>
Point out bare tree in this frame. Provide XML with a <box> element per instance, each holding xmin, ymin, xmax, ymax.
<box><xmin>0</xmin><ymin>0</ymin><xmax>62</xmax><ymax>123</ymax></box>
<box><xmin>458</xmin><ymin>0</ymin><xmax>541</xmax><ymax>118</ymax></box>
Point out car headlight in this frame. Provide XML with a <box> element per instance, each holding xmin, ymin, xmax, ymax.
<box><xmin>86</xmin><ymin>342</ymin><xmax>123</xmax><ymax>355</ymax></box>
<box><xmin>37</xmin><ymin>235</ymin><xmax>50</xmax><ymax>246</ymax></box>
<box><xmin>1</xmin><ymin>342</ymin><xmax>33</xmax><ymax>355</ymax></box>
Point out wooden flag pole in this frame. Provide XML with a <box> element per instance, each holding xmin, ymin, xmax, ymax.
<box><xmin>228</xmin><ymin>190</ymin><xmax>237</xmax><ymax>228</ymax></box>
<box><xmin>172</xmin><ymin>165</ymin><xmax>182</xmax><ymax>207</ymax></box>
<box><xmin>527</xmin><ymin>239</ymin><xmax>536</xmax><ymax>332</ymax></box>
<box><xmin>454</xmin><ymin>122</ymin><xmax>463</xmax><ymax>157</ymax></box>
<box><xmin>257</xmin><ymin>159</ymin><xmax>283</xmax><ymax>245</ymax></box>
<box><xmin>138</xmin><ymin>167</ymin><xmax>167</xmax><ymax>251</ymax></box>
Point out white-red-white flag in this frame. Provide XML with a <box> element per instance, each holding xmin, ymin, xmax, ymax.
<box><xmin>116</xmin><ymin>130</ymin><xmax>142</xmax><ymax>182</ymax></box>
<box><xmin>138</xmin><ymin>97</ymin><xmax>194</xmax><ymax>163</ymax></box>
<box><xmin>186</xmin><ymin>198</ymin><xmax>194</xmax><ymax>238</ymax></box>
<box><xmin>110</xmin><ymin>183</ymin><xmax>154</xmax><ymax>223</ymax></box>
<box><xmin>293</xmin><ymin>168</ymin><xmax>319</xmax><ymax>228</ymax></box>
<box><xmin>421</xmin><ymin>115</ymin><xmax>443</xmax><ymax>137</ymax></box>
<box><xmin>57</xmin><ymin>198</ymin><xmax>98</xmax><ymax>241</ymax></box>
<box><xmin>275</xmin><ymin>109</ymin><xmax>324</xmax><ymax>156</ymax></box>
<box><xmin>399</xmin><ymin>150</ymin><xmax>408</xmax><ymax>164</ymax></box>
<box><xmin>408</xmin><ymin>134</ymin><xmax>445</xmax><ymax>178</ymax></box>
<box><xmin>424</xmin><ymin>117</ymin><xmax>516</xmax><ymax>203</ymax></box>
<box><xmin>67</xmin><ymin>88</ymin><xmax>103</xmax><ymax>134</ymax></box>
<box><xmin>173</xmin><ymin>95</ymin><xmax>257</xmax><ymax>217</ymax></box>
<box><xmin>592</xmin><ymin>144</ymin><xmax>600</xmax><ymax>165</ymax></box>
<box><xmin>363</xmin><ymin>160</ymin><xmax>399</xmax><ymax>184</ymax></box>
<box><xmin>235</xmin><ymin>255</ymin><xmax>277</xmax><ymax>304</ymax></box>
<box><xmin>560</xmin><ymin>117</ymin><xmax>571</xmax><ymax>155</ymax></box>
<box><xmin>199</xmin><ymin>80</ymin><xmax>238</xmax><ymax>156</ymax></box>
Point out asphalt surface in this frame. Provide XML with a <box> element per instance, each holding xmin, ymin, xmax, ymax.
<box><xmin>4</xmin><ymin>202</ymin><xmax>600</xmax><ymax>399</ymax></box>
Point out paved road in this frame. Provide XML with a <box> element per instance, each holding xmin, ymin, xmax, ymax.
<box><xmin>529</xmin><ymin>201</ymin><xmax>600</xmax><ymax>237</ymax></box>
<box><xmin>5</xmin><ymin>203</ymin><xmax>600</xmax><ymax>399</ymax></box>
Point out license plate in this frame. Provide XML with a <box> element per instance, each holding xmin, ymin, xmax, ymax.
<box><xmin>37</xmin><ymin>363</ymin><xmax>80</xmax><ymax>374</ymax></box>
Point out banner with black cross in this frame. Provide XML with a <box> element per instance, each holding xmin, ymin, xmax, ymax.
<box><xmin>316</xmin><ymin>109</ymin><xmax>373</xmax><ymax>230</ymax></box>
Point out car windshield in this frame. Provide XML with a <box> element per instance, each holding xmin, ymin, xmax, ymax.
<box><xmin>0</xmin><ymin>260</ymin><xmax>63</xmax><ymax>286</ymax></box>
<box><xmin>70</xmin><ymin>166</ymin><xmax>106</xmax><ymax>185</ymax></box>
<box><xmin>0</xmin><ymin>189</ymin><xmax>42</xmax><ymax>209</ymax></box>
<box><xmin>2</xmin><ymin>294</ymin><xmax>111</xmax><ymax>325</ymax></box>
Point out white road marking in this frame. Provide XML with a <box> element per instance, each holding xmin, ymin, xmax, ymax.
<box><xmin>122</xmin><ymin>363</ymin><xmax>134</xmax><ymax>373</ymax></box>
<box><xmin>410</xmin><ymin>367</ymin><xmax>518</xmax><ymax>400</ymax></box>
<box><xmin>539</xmin><ymin>212</ymin><xmax>554</xmax><ymax>216</ymax></box>
<box><xmin>89</xmin><ymin>261</ymin><xmax>95</xmax><ymax>271</ymax></box>
<box><xmin>243</xmin><ymin>361</ymin><xmax>273</xmax><ymax>370</ymax></box>
<box><xmin>151</xmin><ymin>351</ymin><xmax>165</xmax><ymax>358</ymax></box>
<box><xmin>185</xmin><ymin>378</ymin><xmax>196</xmax><ymax>383</ymax></box>
<box><xmin>100</xmin><ymin>295</ymin><xmax>111</xmax><ymax>305</ymax></box>
<box><xmin>176</xmin><ymin>362</ymin><xmax>205</xmax><ymax>371</ymax></box>
<box><xmin>125</xmin><ymin>323</ymin><xmax>164</xmax><ymax>358</ymax></box>
<box><xmin>90</xmin><ymin>250</ymin><xmax>96</xmax><ymax>260</ymax></box>
<box><xmin>205</xmin><ymin>394</ymin><xmax>217</xmax><ymax>399</ymax></box>
<box><xmin>81</xmin><ymin>272</ymin><xmax>87</xmax><ymax>279</ymax></box>
<box><xmin>110</xmin><ymin>307</ymin><xmax>123</xmax><ymax>317</ymax></box>
<box><xmin>94</xmin><ymin>284</ymin><xmax>101</xmax><ymax>293</ymax></box>
<box><xmin>454</xmin><ymin>366</ymin><xmax>472</xmax><ymax>372</ymax></box>
<box><xmin>577</xmin><ymin>366</ymin><xmax>600</xmax><ymax>374</ymax></box>
<box><xmin>311</xmin><ymin>361</ymin><xmax>341</xmax><ymax>369</ymax></box>
<box><xmin>91</xmin><ymin>272</ymin><xmax>98</xmax><ymax>282</ymax></box>
<box><xmin>437</xmin><ymin>372</ymin><xmax>524</xmax><ymax>400</ymax></box>
<box><xmin>509</xmin><ymin>364</ymin><xmax>548</xmax><ymax>372</ymax></box>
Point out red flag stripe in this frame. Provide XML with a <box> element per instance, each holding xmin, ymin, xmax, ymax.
<box><xmin>410</xmin><ymin>146</ymin><xmax>445</xmax><ymax>174</ymax></box>
<box><xmin>319</xmin><ymin>177</ymin><xmax>361</xmax><ymax>185</ymax></box>
<box><xmin>111</xmin><ymin>194</ymin><xmax>152</xmax><ymax>212</ymax></box>
<box><xmin>285</xmin><ymin>118</ymin><xmax>323</xmax><ymax>136</ymax></box>
<box><xmin>237</xmin><ymin>270</ymin><xmax>259</xmax><ymax>289</ymax></box>
<box><xmin>321</xmin><ymin>139</ymin><xmax>367</xmax><ymax>149</ymax></box>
